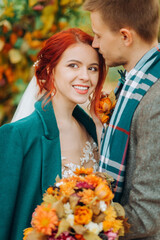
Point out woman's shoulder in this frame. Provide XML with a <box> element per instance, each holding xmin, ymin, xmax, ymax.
<box><xmin>0</xmin><ymin>110</ymin><xmax>41</xmax><ymax>136</ymax></box>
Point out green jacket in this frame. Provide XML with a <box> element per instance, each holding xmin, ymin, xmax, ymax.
<box><xmin>0</xmin><ymin>99</ymin><xmax>97</xmax><ymax>240</ymax></box>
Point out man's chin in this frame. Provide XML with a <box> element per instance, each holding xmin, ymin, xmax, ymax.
<box><xmin>105</xmin><ymin>60</ymin><xmax>127</xmax><ymax>68</ymax></box>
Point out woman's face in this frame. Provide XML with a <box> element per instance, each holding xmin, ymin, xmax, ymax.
<box><xmin>52</xmin><ymin>43</ymin><xmax>99</xmax><ymax>106</ymax></box>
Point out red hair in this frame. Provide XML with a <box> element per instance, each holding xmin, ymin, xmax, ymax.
<box><xmin>35</xmin><ymin>28</ymin><xmax>106</xmax><ymax>113</ymax></box>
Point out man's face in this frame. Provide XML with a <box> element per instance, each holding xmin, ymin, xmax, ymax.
<box><xmin>90</xmin><ymin>11</ymin><xmax>127</xmax><ymax>67</ymax></box>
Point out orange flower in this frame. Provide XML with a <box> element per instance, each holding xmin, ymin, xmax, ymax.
<box><xmin>60</xmin><ymin>181</ymin><xmax>76</xmax><ymax>196</ymax></box>
<box><xmin>96</xmin><ymin>91</ymin><xmax>117</xmax><ymax>124</ymax></box>
<box><xmin>85</xmin><ymin>174</ymin><xmax>103</xmax><ymax>188</ymax></box>
<box><xmin>23</xmin><ymin>227</ymin><xmax>34</xmax><ymax>240</ymax></box>
<box><xmin>74</xmin><ymin>206</ymin><xmax>92</xmax><ymax>225</ymax></box>
<box><xmin>78</xmin><ymin>189</ymin><xmax>95</xmax><ymax>204</ymax></box>
<box><xmin>47</xmin><ymin>186</ymin><xmax>54</xmax><ymax>195</ymax></box>
<box><xmin>47</xmin><ymin>187</ymin><xmax>61</xmax><ymax>200</ymax></box>
<box><xmin>75</xmin><ymin>234</ymin><xmax>86</xmax><ymax>240</ymax></box>
<box><xmin>103</xmin><ymin>221</ymin><xmax>114</xmax><ymax>232</ymax></box>
<box><xmin>74</xmin><ymin>167</ymin><xmax>93</xmax><ymax>176</ymax></box>
<box><xmin>95</xmin><ymin>182</ymin><xmax>114</xmax><ymax>203</ymax></box>
<box><xmin>31</xmin><ymin>204</ymin><xmax>58</xmax><ymax>235</ymax></box>
<box><xmin>97</xmin><ymin>113</ymin><xmax>110</xmax><ymax>125</ymax></box>
<box><xmin>99</xmin><ymin>97</ymin><xmax>112</xmax><ymax>113</ymax></box>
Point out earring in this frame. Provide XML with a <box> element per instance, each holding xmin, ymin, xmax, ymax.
<box><xmin>51</xmin><ymin>91</ymin><xmax>55</xmax><ymax>97</ymax></box>
<box><xmin>39</xmin><ymin>79</ymin><xmax>46</xmax><ymax>87</ymax></box>
<box><xmin>51</xmin><ymin>88</ymin><xmax>56</xmax><ymax>97</ymax></box>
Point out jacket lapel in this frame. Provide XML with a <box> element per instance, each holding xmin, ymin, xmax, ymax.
<box><xmin>35</xmin><ymin>99</ymin><xmax>61</xmax><ymax>193</ymax></box>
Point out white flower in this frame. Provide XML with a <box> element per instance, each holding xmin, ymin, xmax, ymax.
<box><xmin>85</xmin><ymin>222</ymin><xmax>103</xmax><ymax>235</ymax></box>
<box><xmin>64</xmin><ymin>202</ymin><xmax>73</xmax><ymax>215</ymax></box>
<box><xmin>99</xmin><ymin>201</ymin><xmax>107</xmax><ymax>212</ymax></box>
<box><xmin>66</xmin><ymin>214</ymin><xmax>74</xmax><ymax>226</ymax></box>
<box><xmin>55</xmin><ymin>182</ymin><xmax>64</xmax><ymax>187</ymax></box>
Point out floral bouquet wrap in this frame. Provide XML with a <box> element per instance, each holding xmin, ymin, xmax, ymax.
<box><xmin>23</xmin><ymin>168</ymin><xmax>130</xmax><ymax>240</ymax></box>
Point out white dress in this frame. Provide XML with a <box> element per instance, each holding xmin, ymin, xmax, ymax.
<box><xmin>62</xmin><ymin>138</ymin><xmax>99</xmax><ymax>178</ymax></box>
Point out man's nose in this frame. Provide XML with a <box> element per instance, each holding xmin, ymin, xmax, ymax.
<box><xmin>92</xmin><ymin>36</ymin><xmax>99</xmax><ymax>48</ymax></box>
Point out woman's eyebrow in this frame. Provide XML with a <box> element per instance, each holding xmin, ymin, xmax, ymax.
<box><xmin>67</xmin><ymin>60</ymin><xmax>99</xmax><ymax>66</ymax></box>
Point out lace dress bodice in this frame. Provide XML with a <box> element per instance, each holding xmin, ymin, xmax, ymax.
<box><xmin>62</xmin><ymin>138</ymin><xmax>99</xmax><ymax>178</ymax></box>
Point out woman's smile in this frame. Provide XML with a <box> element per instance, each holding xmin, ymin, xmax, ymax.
<box><xmin>72</xmin><ymin>84</ymin><xmax>90</xmax><ymax>94</ymax></box>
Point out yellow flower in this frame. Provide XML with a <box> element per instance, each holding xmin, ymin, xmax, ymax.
<box><xmin>43</xmin><ymin>192</ymin><xmax>57</xmax><ymax>205</ymax></box>
<box><xmin>74</xmin><ymin>167</ymin><xmax>93</xmax><ymax>176</ymax></box>
<box><xmin>104</xmin><ymin>205</ymin><xmax>117</xmax><ymax>222</ymax></box>
<box><xmin>112</xmin><ymin>219</ymin><xmax>124</xmax><ymax>234</ymax></box>
<box><xmin>74</xmin><ymin>206</ymin><xmax>92</xmax><ymax>225</ymax></box>
<box><xmin>31</xmin><ymin>204</ymin><xmax>58</xmax><ymax>235</ymax></box>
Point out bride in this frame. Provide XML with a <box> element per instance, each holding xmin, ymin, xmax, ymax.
<box><xmin>0</xmin><ymin>28</ymin><xmax>106</xmax><ymax>240</ymax></box>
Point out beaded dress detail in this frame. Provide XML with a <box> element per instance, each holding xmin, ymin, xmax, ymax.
<box><xmin>62</xmin><ymin>138</ymin><xmax>99</xmax><ymax>178</ymax></box>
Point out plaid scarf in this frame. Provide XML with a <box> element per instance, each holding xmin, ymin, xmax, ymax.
<box><xmin>99</xmin><ymin>44</ymin><xmax>160</xmax><ymax>202</ymax></box>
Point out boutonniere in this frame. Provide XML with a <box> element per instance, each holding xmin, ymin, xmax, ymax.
<box><xmin>96</xmin><ymin>91</ymin><xmax>117</xmax><ymax>124</ymax></box>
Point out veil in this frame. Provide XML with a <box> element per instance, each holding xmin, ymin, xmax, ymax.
<box><xmin>11</xmin><ymin>75</ymin><xmax>42</xmax><ymax>122</ymax></box>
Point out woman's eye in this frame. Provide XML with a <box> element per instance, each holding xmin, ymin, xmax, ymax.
<box><xmin>89</xmin><ymin>66</ymin><xmax>98</xmax><ymax>72</ymax></box>
<box><xmin>68</xmin><ymin>63</ymin><xmax>78</xmax><ymax>68</ymax></box>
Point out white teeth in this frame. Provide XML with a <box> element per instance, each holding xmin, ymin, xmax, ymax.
<box><xmin>73</xmin><ymin>86</ymin><xmax>89</xmax><ymax>90</ymax></box>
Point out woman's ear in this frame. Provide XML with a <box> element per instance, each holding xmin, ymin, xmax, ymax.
<box><xmin>119</xmin><ymin>28</ymin><xmax>133</xmax><ymax>46</ymax></box>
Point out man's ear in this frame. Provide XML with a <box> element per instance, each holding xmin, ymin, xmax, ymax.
<box><xmin>119</xmin><ymin>28</ymin><xmax>133</xmax><ymax>46</ymax></box>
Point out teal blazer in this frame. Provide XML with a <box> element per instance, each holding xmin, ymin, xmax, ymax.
<box><xmin>0</xmin><ymin>99</ymin><xmax>97</xmax><ymax>240</ymax></box>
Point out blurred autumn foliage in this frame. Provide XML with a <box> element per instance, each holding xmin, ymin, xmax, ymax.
<box><xmin>0</xmin><ymin>0</ymin><xmax>91</xmax><ymax>125</ymax></box>
<box><xmin>1</xmin><ymin>1</ymin><xmax>159</xmax><ymax>125</ymax></box>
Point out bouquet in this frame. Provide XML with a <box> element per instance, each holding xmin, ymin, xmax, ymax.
<box><xmin>23</xmin><ymin>168</ymin><xmax>130</xmax><ymax>240</ymax></box>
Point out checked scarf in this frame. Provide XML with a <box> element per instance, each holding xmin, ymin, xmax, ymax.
<box><xmin>99</xmin><ymin>44</ymin><xmax>160</xmax><ymax>202</ymax></box>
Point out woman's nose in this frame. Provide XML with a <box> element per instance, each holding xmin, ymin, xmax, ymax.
<box><xmin>79</xmin><ymin>67</ymin><xmax>89</xmax><ymax>81</ymax></box>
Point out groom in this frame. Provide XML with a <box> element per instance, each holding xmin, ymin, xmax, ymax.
<box><xmin>84</xmin><ymin>0</ymin><xmax>160</xmax><ymax>239</ymax></box>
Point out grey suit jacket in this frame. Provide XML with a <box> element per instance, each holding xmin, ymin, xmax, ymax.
<box><xmin>120</xmin><ymin>79</ymin><xmax>160</xmax><ymax>240</ymax></box>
